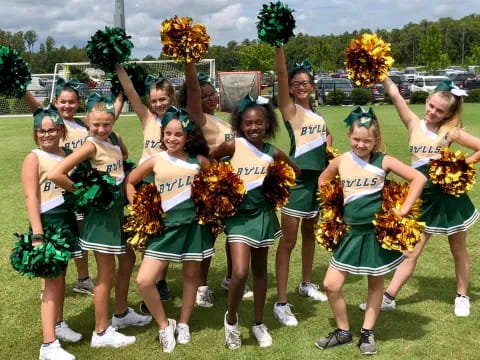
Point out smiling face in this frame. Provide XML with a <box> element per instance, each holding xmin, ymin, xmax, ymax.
<box><xmin>87</xmin><ymin>111</ymin><xmax>114</xmax><ymax>142</ymax></box>
<box><xmin>149</xmin><ymin>87</ymin><xmax>173</xmax><ymax>118</ymax></box>
<box><xmin>289</xmin><ymin>72</ymin><xmax>314</xmax><ymax>102</ymax></box>
<box><xmin>54</xmin><ymin>90</ymin><xmax>80</xmax><ymax>120</ymax></box>
<box><xmin>35</xmin><ymin>116</ymin><xmax>64</xmax><ymax>151</ymax></box>
<box><xmin>424</xmin><ymin>92</ymin><xmax>452</xmax><ymax>129</ymax></box>
<box><xmin>200</xmin><ymin>83</ymin><xmax>218</xmax><ymax>115</ymax></box>
<box><xmin>348</xmin><ymin>124</ymin><xmax>378</xmax><ymax>161</ymax></box>
<box><xmin>162</xmin><ymin>119</ymin><xmax>187</xmax><ymax>156</ymax></box>
<box><xmin>240</xmin><ymin>107</ymin><xmax>268</xmax><ymax>146</ymax></box>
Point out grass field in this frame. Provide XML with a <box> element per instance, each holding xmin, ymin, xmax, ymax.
<box><xmin>1</xmin><ymin>104</ymin><xmax>480</xmax><ymax>359</ymax></box>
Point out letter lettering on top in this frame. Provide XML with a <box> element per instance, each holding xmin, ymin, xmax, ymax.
<box><xmin>244</xmin><ymin>168</ymin><xmax>254</xmax><ymax>176</ymax></box>
<box><xmin>301</xmin><ymin>127</ymin><xmax>307</xmax><ymax>136</ymax></box>
<box><xmin>106</xmin><ymin>165</ymin><xmax>112</xmax><ymax>173</ymax></box>
<box><xmin>43</xmin><ymin>181</ymin><xmax>51</xmax><ymax>192</ymax></box>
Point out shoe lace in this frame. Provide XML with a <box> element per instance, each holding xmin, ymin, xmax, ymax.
<box><xmin>227</xmin><ymin>329</ymin><xmax>241</xmax><ymax>346</ymax></box>
<box><xmin>159</xmin><ymin>331</ymin><xmax>170</xmax><ymax>347</ymax></box>
<box><xmin>201</xmin><ymin>291</ymin><xmax>213</xmax><ymax>303</ymax></box>
<box><xmin>358</xmin><ymin>332</ymin><xmax>372</xmax><ymax>345</ymax></box>
<box><xmin>282</xmin><ymin>303</ymin><xmax>294</xmax><ymax>316</ymax></box>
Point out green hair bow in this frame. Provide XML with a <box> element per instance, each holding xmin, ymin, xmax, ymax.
<box><xmin>197</xmin><ymin>72</ymin><xmax>212</xmax><ymax>86</ymax></box>
<box><xmin>434</xmin><ymin>80</ymin><xmax>468</xmax><ymax>97</ymax></box>
<box><xmin>55</xmin><ymin>78</ymin><xmax>80</xmax><ymax>97</ymax></box>
<box><xmin>161</xmin><ymin>105</ymin><xmax>194</xmax><ymax>133</ymax></box>
<box><xmin>344</xmin><ymin>106</ymin><xmax>376</xmax><ymax>128</ymax></box>
<box><xmin>33</xmin><ymin>104</ymin><xmax>63</xmax><ymax>129</ymax></box>
<box><xmin>144</xmin><ymin>73</ymin><xmax>166</xmax><ymax>94</ymax></box>
<box><xmin>292</xmin><ymin>59</ymin><xmax>312</xmax><ymax>74</ymax></box>
<box><xmin>236</xmin><ymin>94</ymin><xmax>270</xmax><ymax>113</ymax></box>
<box><xmin>86</xmin><ymin>92</ymin><xmax>115</xmax><ymax>114</ymax></box>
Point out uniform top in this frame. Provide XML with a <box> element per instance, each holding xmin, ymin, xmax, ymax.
<box><xmin>284</xmin><ymin>104</ymin><xmax>327</xmax><ymax>171</ymax></box>
<box><xmin>86</xmin><ymin>133</ymin><xmax>124</xmax><ymax>185</ymax></box>
<box><xmin>139</xmin><ymin>115</ymin><xmax>162</xmax><ymax>165</ymax></box>
<box><xmin>338</xmin><ymin>151</ymin><xmax>386</xmax><ymax>224</ymax></box>
<box><xmin>409</xmin><ymin>119</ymin><xmax>449</xmax><ymax>169</ymax></box>
<box><xmin>32</xmin><ymin>148</ymin><xmax>72</xmax><ymax>214</ymax></box>
<box><xmin>60</xmin><ymin>117</ymin><xmax>88</xmax><ymax>152</ymax></box>
<box><xmin>203</xmin><ymin>114</ymin><xmax>234</xmax><ymax>152</ymax></box>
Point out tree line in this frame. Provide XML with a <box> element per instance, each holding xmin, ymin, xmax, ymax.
<box><xmin>1</xmin><ymin>14</ymin><xmax>480</xmax><ymax>74</ymax></box>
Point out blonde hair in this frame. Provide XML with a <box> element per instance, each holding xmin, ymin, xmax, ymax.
<box><xmin>347</xmin><ymin>117</ymin><xmax>386</xmax><ymax>154</ymax></box>
<box><xmin>87</xmin><ymin>102</ymin><xmax>115</xmax><ymax>121</ymax></box>
<box><xmin>428</xmin><ymin>91</ymin><xmax>463</xmax><ymax>131</ymax></box>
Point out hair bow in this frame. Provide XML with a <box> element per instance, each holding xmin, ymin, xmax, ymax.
<box><xmin>161</xmin><ymin>105</ymin><xmax>193</xmax><ymax>133</ymax></box>
<box><xmin>344</xmin><ymin>106</ymin><xmax>376</xmax><ymax>128</ymax></box>
<box><xmin>144</xmin><ymin>73</ymin><xmax>166</xmax><ymax>93</ymax></box>
<box><xmin>55</xmin><ymin>78</ymin><xmax>81</xmax><ymax>96</ymax></box>
<box><xmin>434</xmin><ymin>80</ymin><xmax>468</xmax><ymax>97</ymax></box>
<box><xmin>292</xmin><ymin>59</ymin><xmax>312</xmax><ymax>74</ymax></box>
<box><xmin>86</xmin><ymin>92</ymin><xmax>115</xmax><ymax>114</ymax></box>
<box><xmin>236</xmin><ymin>95</ymin><xmax>270</xmax><ymax>113</ymax></box>
<box><xmin>33</xmin><ymin>103</ymin><xmax>63</xmax><ymax>129</ymax></box>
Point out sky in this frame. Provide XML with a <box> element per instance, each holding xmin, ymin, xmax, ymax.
<box><xmin>2</xmin><ymin>0</ymin><xmax>480</xmax><ymax>59</ymax></box>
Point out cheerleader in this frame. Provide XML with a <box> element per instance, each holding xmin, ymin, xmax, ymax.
<box><xmin>211</xmin><ymin>95</ymin><xmax>299</xmax><ymax>349</ymax></box>
<box><xmin>358</xmin><ymin>79</ymin><xmax>480</xmax><ymax>317</ymax></box>
<box><xmin>125</xmin><ymin>106</ymin><xmax>214</xmax><ymax>353</ymax></box>
<box><xmin>49</xmin><ymin>93</ymin><xmax>151</xmax><ymax>348</ymax></box>
<box><xmin>316</xmin><ymin>107</ymin><xmax>426</xmax><ymax>355</ymax></box>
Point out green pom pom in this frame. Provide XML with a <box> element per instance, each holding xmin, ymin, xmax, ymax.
<box><xmin>108</xmin><ymin>63</ymin><xmax>147</xmax><ymax>97</ymax></box>
<box><xmin>0</xmin><ymin>46</ymin><xmax>32</xmax><ymax>98</ymax></box>
<box><xmin>63</xmin><ymin>160</ymin><xmax>121</xmax><ymax>213</ymax></box>
<box><xmin>123</xmin><ymin>159</ymin><xmax>137</xmax><ymax>177</ymax></box>
<box><xmin>257</xmin><ymin>1</ymin><xmax>296</xmax><ymax>47</ymax></box>
<box><xmin>86</xmin><ymin>27</ymin><xmax>134</xmax><ymax>72</ymax></box>
<box><xmin>10</xmin><ymin>225</ymin><xmax>75</xmax><ymax>278</ymax></box>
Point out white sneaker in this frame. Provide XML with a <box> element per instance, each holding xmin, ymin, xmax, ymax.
<box><xmin>251</xmin><ymin>323</ymin><xmax>272</xmax><ymax>347</ymax></box>
<box><xmin>90</xmin><ymin>325</ymin><xmax>136</xmax><ymax>348</ymax></box>
<box><xmin>454</xmin><ymin>295</ymin><xmax>470</xmax><ymax>317</ymax></box>
<box><xmin>359</xmin><ymin>294</ymin><xmax>396</xmax><ymax>312</ymax></box>
<box><xmin>175</xmin><ymin>323</ymin><xmax>191</xmax><ymax>344</ymax></box>
<box><xmin>220</xmin><ymin>277</ymin><xmax>254</xmax><ymax>299</ymax></box>
<box><xmin>159</xmin><ymin>319</ymin><xmax>176</xmax><ymax>353</ymax></box>
<box><xmin>298</xmin><ymin>282</ymin><xmax>328</xmax><ymax>302</ymax></box>
<box><xmin>39</xmin><ymin>340</ymin><xmax>75</xmax><ymax>360</ymax></box>
<box><xmin>55</xmin><ymin>322</ymin><xmax>82</xmax><ymax>343</ymax></box>
<box><xmin>273</xmin><ymin>302</ymin><xmax>298</xmax><ymax>326</ymax></box>
<box><xmin>72</xmin><ymin>278</ymin><xmax>95</xmax><ymax>296</ymax></box>
<box><xmin>196</xmin><ymin>286</ymin><xmax>214</xmax><ymax>308</ymax></box>
<box><xmin>224</xmin><ymin>312</ymin><xmax>241</xmax><ymax>349</ymax></box>
<box><xmin>111</xmin><ymin>307</ymin><xmax>152</xmax><ymax>329</ymax></box>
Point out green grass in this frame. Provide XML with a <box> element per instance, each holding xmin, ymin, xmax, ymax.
<box><xmin>1</xmin><ymin>104</ymin><xmax>480</xmax><ymax>359</ymax></box>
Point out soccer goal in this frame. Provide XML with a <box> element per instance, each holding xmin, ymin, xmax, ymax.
<box><xmin>217</xmin><ymin>71</ymin><xmax>262</xmax><ymax>112</ymax></box>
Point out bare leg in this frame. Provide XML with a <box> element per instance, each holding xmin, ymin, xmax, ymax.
<box><xmin>41</xmin><ymin>276</ymin><xmax>65</xmax><ymax>342</ymax></box>
<box><xmin>323</xmin><ymin>266</ymin><xmax>349</xmax><ymax>330</ymax></box>
<box><xmin>114</xmin><ymin>247</ymin><xmax>136</xmax><ymax>314</ymax></box>
<box><xmin>226</xmin><ymin>242</ymin><xmax>250</xmax><ymax>324</ymax></box>
<box><xmin>276</xmin><ymin>214</ymin><xmax>300</xmax><ymax>303</ymax></box>
<box><xmin>93</xmin><ymin>252</ymin><xmax>116</xmax><ymax>332</ymax></box>
<box><xmin>251</xmin><ymin>247</ymin><xmax>269</xmax><ymax>323</ymax></box>
<box><xmin>300</xmin><ymin>217</ymin><xmax>317</xmax><ymax>282</ymax></box>
<box><xmin>362</xmin><ymin>276</ymin><xmax>384</xmax><ymax>329</ymax></box>
<box><xmin>226</xmin><ymin>241</ymin><xmax>232</xmax><ymax>279</ymax></box>
<box><xmin>179</xmin><ymin>261</ymin><xmax>202</xmax><ymax>324</ymax></box>
<box><xmin>136</xmin><ymin>257</ymin><xmax>169</xmax><ymax>329</ymax></box>
<box><xmin>199</xmin><ymin>257</ymin><xmax>212</xmax><ymax>286</ymax></box>
<box><xmin>55</xmin><ymin>273</ymin><xmax>66</xmax><ymax>323</ymax></box>
<box><xmin>385</xmin><ymin>232</ymin><xmax>431</xmax><ymax>297</ymax></box>
<box><xmin>448</xmin><ymin>231</ymin><xmax>469</xmax><ymax>295</ymax></box>
<box><xmin>74</xmin><ymin>252</ymin><xmax>90</xmax><ymax>279</ymax></box>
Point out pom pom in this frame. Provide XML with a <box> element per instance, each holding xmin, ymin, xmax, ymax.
<box><xmin>257</xmin><ymin>2</ymin><xmax>296</xmax><ymax>46</ymax></box>
<box><xmin>263</xmin><ymin>160</ymin><xmax>296</xmax><ymax>209</ymax></box>
<box><xmin>326</xmin><ymin>146</ymin><xmax>340</xmax><ymax>165</ymax></box>
<box><xmin>428</xmin><ymin>147</ymin><xmax>476</xmax><ymax>197</ymax></box>
<box><xmin>0</xmin><ymin>46</ymin><xmax>31</xmax><ymax>98</ymax></box>
<box><xmin>314</xmin><ymin>178</ymin><xmax>347</xmax><ymax>252</ymax></box>
<box><xmin>191</xmin><ymin>162</ymin><xmax>246</xmax><ymax>235</ymax></box>
<box><xmin>373</xmin><ymin>180</ymin><xmax>424</xmax><ymax>252</ymax></box>
<box><xmin>10</xmin><ymin>225</ymin><xmax>75</xmax><ymax>278</ymax></box>
<box><xmin>123</xmin><ymin>159</ymin><xmax>137</xmax><ymax>177</ymax></box>
<box><xmin>108</xmin><ymin>63</ymin><xmax>147</xmax><ymax>97</ymax></box>
<box><xmin>63</xmin><ymin>161</ymin><xmax>121</xmax><ymax>214</ymax></box>
<box><xmin>345</xmin><ymin>33</ymin><xmax>394</xmax><ymax>86</ymax></box>
<box><xmin>123</xmin><ymin>183</ymin><xmax>165</xmax><ymax>251</ymax></box>
<box><xmin>86</xmin><ymin>27</ymin><xmax>133</xmax><ymax>72</ymax></box>
<box><xmin>160</xmin><ymin>16</ymin><xmax>210</xmax><ymax>63</ymax></box>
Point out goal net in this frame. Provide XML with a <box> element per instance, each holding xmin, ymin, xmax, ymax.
<box><xmin>217</xmin><ymin>71</ymin><xmax>261</xmax><ymax>112</ymax></box>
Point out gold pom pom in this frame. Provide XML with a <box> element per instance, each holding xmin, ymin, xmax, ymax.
<box><xmin>191</xmin><ymin>162</ymin><xmax>246</xmax><ymax>235</ymax></box>
<box><xmin>160</xmin><ymin>16</ymin><xmax>210</xmax><ymax>63</ymax></box>
<box><xmin>326</xmin><ymin>146</ymin><xmax>340</xmax><ymax>165</ymax></box>
<box><xmin>315</xmin><ymin>178</ymin><xmax>348</xmax><ymax>252</ymax></box>
<box><xmin>263</xmin><ymin>160</ymin><xmax>296</xmax><ymax>209</ymax></box>
<box><xmin>345</xmin><ymin>33</ymin><xmax>394</xmax><ymax>86</ymax></box>
<box><xmin>373</xmin><ymin>180</ymin><xmax>424</xmax><ymax>252</ymax></box>
<box><xmin>429</xmin><ymin>147</ymin><xmax>476</xmax><ymax>197</ymax></box>
<box><xmin>123</xmin><ymin>184</ymin><xmax>165</xmax><ymax>251</ymax></box>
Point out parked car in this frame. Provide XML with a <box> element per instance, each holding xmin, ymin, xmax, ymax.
<box><xmin>317</xmin><ymin>78</ymin><xmax>353</xmax><ymax>105</ymax></box>
<box><xmin>465</xmin><ymin>79</ymin><xmax>480</xmax><ymax>90</ymax></box>
<box><xmin>27</xmin><ymin>77</ymin><xmax>49</xmax><ymax>103</ymax></box>
<box><xmin>448</xmin><ymin>73</ymin><xmax>475</xmax><ymax>88</ymax></box>
<box><xmin>367</xmin><ymin>83</ymin><xmax>385</xmax><ymax>103</ymax></box>
<box><xmin>389</xmin><ymin>74</ymin><xmax>410</xmax><ymax>98</ymax></box>
<box><xmin>410</xmin><ymin>76</ymin><xmax>449</xmax><ymax>93</ymax></box>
